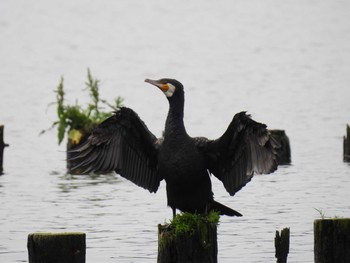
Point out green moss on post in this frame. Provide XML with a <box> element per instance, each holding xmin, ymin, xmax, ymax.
<box><xmin>314</xmin><ymin>219</ymin><xmax>350</xmax><ymax>263</ymax></box>
<box><xmin>27</xmin><ymin>232</ymin><xmax>86</xmax><ymax>263</ymax></box>
<box><xmin>157</xmin><ymin>212</ymin><xmax>218</xmax><ymax>263</ymax></box>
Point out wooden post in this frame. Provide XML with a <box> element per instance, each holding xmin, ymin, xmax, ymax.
<box><xmin>0</xmin><ymin>125</ymin><xmax>9</xmax><ymax>175</ymax></box>
<box><xmin>314</xmin><ymin>219</ymin><xmax>350</xmax><ymax>263</ymax></box>
<box><xmin>27</xmin><ymin>232</ymin><xmax>86</xmax><ymax>263</ymax></box>
<box><xmin>157</xmin><ymin>216</ymin><xmax>218</xmax><ymax>263</ymax></box>
<box><xmin>269</xmin><ymin>130</ymin><xmax>291</xmax><ymax>165</ymax></box>
<box><xmin>275</xmin><ymin>228</ymin><xmax>290</xmax><ymax>263</ymax></box>
<box><xmin>343</xmin><ymin>125</ymin><xmax>350</xmax><ymax>162</ymax></box>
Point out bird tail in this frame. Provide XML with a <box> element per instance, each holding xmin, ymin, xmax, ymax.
<box><xmin>211</xmin><ymin>201</ymin><xmax>242</xmax><ymax>217</ymax></box>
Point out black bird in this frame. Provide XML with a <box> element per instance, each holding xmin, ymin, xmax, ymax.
<box><xmin>71</xmin><ymin>78</ymin><xmax>279</xmax><ymax>217</ymax></box>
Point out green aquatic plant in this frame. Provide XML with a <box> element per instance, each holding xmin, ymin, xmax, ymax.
<box><xmin>314</xmin><ymin>208</ymin><xmax>326</xmax><ymax>219</ymax></box>
<box><xmin>42</xmin><ymin>69</ymin><xmax>124</xmax><ymax>144</ymax></box>
<box><xmin>314</xmin><ymin>208</ymin><xmax>346</xmax><ymax>220</ymax></box>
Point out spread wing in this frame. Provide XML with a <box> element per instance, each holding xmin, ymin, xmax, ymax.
<box><xmin>70</xmin><ymin>107</ymin><xmax>162</xmax><ymax>193</ymax></box>
<box><xmin>194</xmin><ymin>112</ymin><xmax>279</xmax><ymax>196</ymax></box>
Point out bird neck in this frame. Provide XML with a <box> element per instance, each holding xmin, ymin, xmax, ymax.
<box><xmin>164</xmin><ymin>97</ymin><xmax>187</xmax><ymax>139</ymax></box>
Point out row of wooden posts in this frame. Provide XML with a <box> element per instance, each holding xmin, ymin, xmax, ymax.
<box><xmin>2</xmin><ymin>123</ymin><xmax>349</xmax><ymax>174</ymax></box>
<box><xmin>2</xmin><ymin>123</ymin><xmax>350</xmax><ymax>174</ymax></box>
<box><xmin>4</xmin><ymin>124</ymin><xmax>348</xmax><ymax>175</ymax></box>
<box><xmin>0</xmin><ymin>124</ymin><xmax>293</xmax><ymax>176</ymax></box>
<box><xmin>27</xmin><ymin>218</ymin><xmax>350</xmax><ymax>263</ymax></box>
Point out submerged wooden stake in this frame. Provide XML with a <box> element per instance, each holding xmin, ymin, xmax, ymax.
<box><xmin>157</xmin><ymin>220</ymin><xmax>218</xmax><ymax>263</ymax></box>
<box><xmin>314</xmin><ymin>219</ymin><xmax>350</xmax><ymax>263</ymax></box>
<box><xmin>275</xmin><ymin>228</ymin><xmax>290</xmax><ymax>263</ymax></box>
<box><xmin>343</xmin><ymin>125</ymin><xmax>350</xmax><ymax>162</ymax></box>
<box><xmin>27</xmin><ymin>232</ymin><xmax>86</xmax><ymax>263</ymax></box>
<box><xmin>0</xmin><ymin>125</ymin><xmax>9</xmax><ymax>175</ymax></box>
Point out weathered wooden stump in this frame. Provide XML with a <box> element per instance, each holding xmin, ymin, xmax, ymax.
<box><xmin>275</xmin><ymin>228</ymin><xmax>290</xmax><ymax>263</ymax></box>
<box><xmin>27</xmin><ymin>232</ymin><xmax>86</xmax><ymax>263</ymax></box>
<box><xmin>314</xmin><ymin>219</ymin><xmax>350</xmax><ymax>263</ymax></box>
<box><xmin>343</xmin><ymin>125</ymin><xmax>350</xmax><ymax>162</ymax></box>
<box><xmin>0</xmin><ymin>125</ymin><xmax>9</xmax><ymax>175</ymax></box>
<box><xmin>158</xmin><ymin>213</ymin><xmax>219</xmax><ymax>263</ymax></box>
<box><xmin>269</xmin><ymin>129</ymin><xmax>291</xmax><ymax>165</ymax></box>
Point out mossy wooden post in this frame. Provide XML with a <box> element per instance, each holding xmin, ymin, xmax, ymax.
<box><xmin>157</xmin><ymin>213</ymin><xmax>218</xmax><ymax>263</ymax></box>
<box><xmin>275</xmin><ymin>228</ymin><xmax>290</xmax><ymax>263</ymax></box>
<box><xmin>269</xmin><ymin>130</ymin><xmax>291</xmax><ymax>165</ymax></box>
<box><xmin>343</xmin><ymin>125</ymin><xmax>350</xmax><ymax>162</ymax></box>
<box><xmin>0</xmin><ymin>125</ymin><xmax>9</xmax><ymax>175</ymax></box>
<box><xmin>314</xmin><ymin>219</ymin><xmax>350</xmax><ymax>263</ymax></box>
<box><xmin>44</xmin><ymin>70</ymin><xmax>123</xmax><ymax>174</ymax></box>
<box><xmin>27</xmin><ymin>232</ymin><xmax>86</xmax><ymax>263</ymax></box>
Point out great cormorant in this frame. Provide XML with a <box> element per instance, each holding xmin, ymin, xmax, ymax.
<box><xmin>71</xmin><ymin>78</ymin><xmax>279</xmax><ymax>217</ymax></box>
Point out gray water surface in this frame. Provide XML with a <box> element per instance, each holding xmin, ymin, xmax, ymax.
<box><xmin>1</xmin><ymin>0</ymin><xmax>350</xmax><ymax>262</ymax></box>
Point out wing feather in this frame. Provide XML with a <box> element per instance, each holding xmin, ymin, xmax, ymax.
<box><xmin>195</xmin><ymin>112</ymin><xmax>279</xmax><ymax>196</ymax></box>
<box><xmin>70</xmin><ymin>107</ymin><xmax>161</xmax><ymax>193</ymax></box>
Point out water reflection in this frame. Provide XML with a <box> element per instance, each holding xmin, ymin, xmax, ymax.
<box><xmin>57</xmin><ymin>173</ymin><xmax>121</xmax><ymax>193</ymax></box>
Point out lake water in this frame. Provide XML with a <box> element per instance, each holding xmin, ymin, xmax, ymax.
<box><xmin>1</xmin><ymin>0</ymin><xmax>350</xmax><ymax>262</ymax></box>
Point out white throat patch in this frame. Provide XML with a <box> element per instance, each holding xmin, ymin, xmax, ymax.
<box><xmin>164</xmin><ymin>83</ymin><xmax>176</xmax><ymax>97</ymax></box>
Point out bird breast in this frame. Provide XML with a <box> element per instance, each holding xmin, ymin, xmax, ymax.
<box><xmin>158</xmin><ymin>140</ymin><xmax>206</xmax><ymax>183</ymax></box>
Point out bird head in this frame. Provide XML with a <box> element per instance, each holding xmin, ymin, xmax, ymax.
<box><xmin>145</xmin><ymin>78</ymin><xmax>183</xmax><ymax>98</ymax></box>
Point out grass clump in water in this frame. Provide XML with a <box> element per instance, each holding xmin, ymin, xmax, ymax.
<box><xmin>41</xmin><ymin>69</ymin><xmax>124</xmax><ymax>145</ymax></box>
